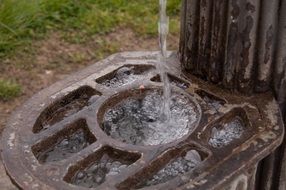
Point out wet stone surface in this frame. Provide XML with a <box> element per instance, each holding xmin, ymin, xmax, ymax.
<box><xmin>100</xmin><ymin>67</ymin><xmax>144</xmax><ymax>88</ymax></box>
<box><xmin>138</xmin><ymin>150</ymin><xmax>202</xmax><ymax>188</ymax></box>
<box><xmin>72</xmin><ymin>155</ymin><xmax>130</xmax><ymax>188</ymax></box>
<box><xmin>36</xmin><ymin>129</ymin><xmax>93</xmax><ymax>163</ymax></box>
<box><xmin>209</xmin><ymin>117</ymin><xmax>245</xmax><ymax>148</ymax></box>
<box><xmin>102</xmin><ymin>90</ymin><xmax>200</xmax><ymax>146</ymax></box>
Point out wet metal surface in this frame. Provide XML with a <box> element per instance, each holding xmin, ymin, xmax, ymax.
<box><xmin>179</xmin><ymin>0</ymin><xmax>281</xmax><ymax>94</ymax></box>
<box><xmin>0</xmin><ymin>52</ymin><xmax>284</xmax><ymax>190</ymax></box>
<box><xmin>180</xmin><ymin>1</ymin><xmax>286</xmax><ymax>189</ymax></box>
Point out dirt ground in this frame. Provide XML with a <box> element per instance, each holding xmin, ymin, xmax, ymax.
<box><xmin>0</xmin><ymin>28</ymin><xmax>179</xmax><ymax>133</ymax></box>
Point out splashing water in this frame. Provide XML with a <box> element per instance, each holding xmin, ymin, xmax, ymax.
<box><xmin>138</xmin><ymin>150</ymin><xmax>202</xmax><ymax>187</ymax></box>
<box><xmin>102</xmin><ymin>90</ymin><xmax>200</xmax><ymax>146</ymax></box>
<box><xmin>72</xmin><ymin>155</ymin><xmax>131</xmax><ymax>188</ymax></box>
<box><xmin>158</xmin><ymin>0</ymin><xmax>171</xmax><ymax>121</ymax></box>
<box><xmin>209</xmin><ymin>117</ymin><xmax>245</xmax><ymax>148</ymax></box>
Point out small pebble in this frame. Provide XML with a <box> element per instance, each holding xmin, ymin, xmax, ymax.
<box><xmin>185</xmin><ymin>150</ymin><xmax>201</xmax><ymax>162</ymax></box>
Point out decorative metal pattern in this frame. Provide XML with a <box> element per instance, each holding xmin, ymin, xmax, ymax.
<box><xmin>1</xmin><ymin>52</ymin><xmax>283</xmax><ymax>189</ymax></box>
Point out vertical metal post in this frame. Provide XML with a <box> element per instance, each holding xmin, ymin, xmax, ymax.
<box><xmin>179</xmin><ymin>0</ymin><xmax>286</xmax><ymax>189</ymax></box>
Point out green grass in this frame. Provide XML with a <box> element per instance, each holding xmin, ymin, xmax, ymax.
<box><xmin>0</xmin><ymin>0</ymin><xmax>181</xmax><ymax>58</ymax></box>
<box><xmin>0</xmin><ymin>0</ymin><xmax>181</xmax><ymax>100</ymax></box>
<box><xmin>0</xmin><ymin>79</ymin><xmax>22</xmax><ymax>100</ymax></box>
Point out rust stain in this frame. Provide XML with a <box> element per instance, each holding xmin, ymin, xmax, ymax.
<box><xmin>240</xmin><ymin>15</ymin><xmax>253</xmax><ymax>80</ymax></box>
<box><xmin>246</xmin><ymin>2</ymin><xmax>255</xmax><ymax>13</ymax></box>
<box><xmin>264</xmin><ymin>26</ymin><xmax>274</xmax><ymax>65</ymax></box>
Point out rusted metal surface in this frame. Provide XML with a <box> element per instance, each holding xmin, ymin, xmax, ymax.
<box><xmin>275</xmin><ymin>2</ymin><xmax>286</xmax><ymax>187</ymax></box>
<box><xmin>225</xmin><ymin>0</ymin><xmax>260</xmax><ymax>93</ymax></box>
<box><xmin>179</xmin><ymin>0</ymin><xmax>199</xmax><ymax>72</ymax></box>
<box><xmin>209</xmin><ymin>0</ymin><xmax>228</xmax><ymax>83</ymax></box>
<box><xmin>197</xmin><ymin>0</ymin><xmax>213</xmax><ymax>77</ymax></box>
<box><xmin>221</xmin><ymin>166</ymin><xmax>257</xmax><ymax>190</ymax></box>
<box><xmin>179</xmin><ymin>1</ymin><xmax>286</xmax><ymax>189</ymax></box>
<box><xmin>274</xmin><ymin>0</ymin><xmax>286</xmax><ymax>114</ymax></box>
<box><xmin>179</xmin><ymin>0</ymin><xmax>283</xmax><ymax>95</ymax></box>
<box><xmin>0</xmin><ymin>52</ymin><xmax>283</xmax><ymax>189</ymax></box>
<box><xmin>256</xmin><ymin>0</ymin><xmax>279</xmax><ymax>92</ymax></box>
<box><xmin>0</xmin><ymin>161</ymin><xmax>17</xmax><ymax>190</ymax></box>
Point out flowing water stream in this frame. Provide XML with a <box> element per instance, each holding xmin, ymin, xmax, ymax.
<box><xmin>158</xmin><ymin>0</ymin><xmax>172</xmax><ymax>121</ymax></box>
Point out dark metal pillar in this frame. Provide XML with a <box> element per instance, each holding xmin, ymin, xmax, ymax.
<box><xmin>179</xmin><ymin>0</ymin><xmax>286</xmax><ymax>189</ymax></box>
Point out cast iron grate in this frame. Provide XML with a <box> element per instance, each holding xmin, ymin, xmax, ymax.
<box><xmin>1</xmin><ymin>52</ymin><xmax>283</xmax><ymax>190</ymax></box>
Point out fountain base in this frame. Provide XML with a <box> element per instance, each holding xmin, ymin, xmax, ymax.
<box><xmin>1</xmin><ymin>51</ymin><xmax>284</xmax><ymax>190</ymax></box>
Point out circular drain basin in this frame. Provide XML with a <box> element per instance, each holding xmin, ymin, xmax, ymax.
<box><xmin>99</xmin><ymin>88</ymin><xmax>201</xmax><ymax>146</ymax></box>
<box><xmin>1</xmin><ymin>52</ymin><xmax>283</xmax><ymax>190</ymax></box>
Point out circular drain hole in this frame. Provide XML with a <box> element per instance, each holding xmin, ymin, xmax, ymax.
<box><xmin>99</xmin><ymin>88</ymin><xmax>201</xmax><ymax>146</ymax></box>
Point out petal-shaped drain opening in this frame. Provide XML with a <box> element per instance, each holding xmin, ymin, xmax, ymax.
<box><xmin>32</xmin><ymin>119</ymin><xmax>96</xmax><ymax>164</ymax></box>
<box><xmin>151</xmin><ymin>73</ymin><xmax>190</xmax><ymax>89</ymax></box>
<box><xmin>139</xmin><ymin>150</ymin><xmax>202</xmax><ymax>187</ymax></box>
<box><xmin>117</xmin><ymin>145</ymin><xmax>208</xmax><ymax>189</ymax></box>
<box><xmin>64</xmin><ymin>147</ymin><xmax>141</xmax><ymax>188</ymax></box>
<box><xmin>96</xmin><ymin>65</ymin><xmax>155</xmax><ymax>88</ymax></box>
<box><xmin>33</xmin><ymin>86</ymin><xmax>101</xmax><ymax>133</ymax></box>
<box><xmin>208</xmin><ymin>108</ymin><xmax>250</xmax><ymax>148</ymax></box>
<box><xmin>209</xmin><ymin>117</ymin><xmax>245</xmax><ymax>148</ymax></box>
<box><xmin>195</xmin><ymin>89</ymin><xmax>226</xmax><ymax>110</ymax></box>
<box><xmin>98</xmin><ymin>88</ymin><xmax>201</xmax><ymax>146</ymax></box>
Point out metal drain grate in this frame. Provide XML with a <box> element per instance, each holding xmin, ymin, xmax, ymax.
<box><xmin>1</xmin><ymin>52</ymin><xmax>284</xmax><ymax>190</ymax></box>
